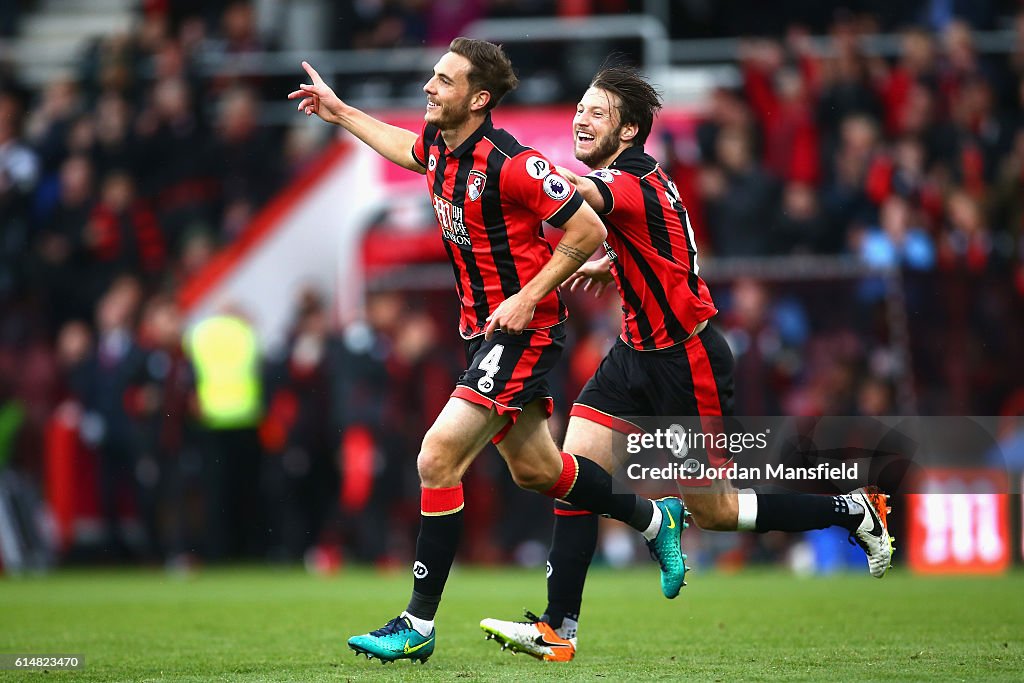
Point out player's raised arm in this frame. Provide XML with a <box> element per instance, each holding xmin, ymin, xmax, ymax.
<box><xmin>485</xmin><ymin>199</ymin><xmax>606</xmax><ymax>340</ymax></box>
<box><xmin>288</xmin><ymin>61</ymin><xmax>423</xmax><ymax>174</ymax></box>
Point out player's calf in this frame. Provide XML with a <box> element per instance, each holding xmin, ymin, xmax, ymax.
<box><xmin>680</xmin><ymin>491</ymin><xmax>739</xmax><ymax>531</ymax></box>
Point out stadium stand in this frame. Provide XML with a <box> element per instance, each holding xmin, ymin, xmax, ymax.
<box><xmin>0</xmin><ymin>0</ymin><xmax>1021</xmax><ymax>572</ymax></box>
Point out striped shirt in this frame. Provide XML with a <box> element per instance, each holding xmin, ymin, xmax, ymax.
<box><xmin>585</xmin><ymin>146</ymin><xmax>718</xmax><ymax>350</ymax></box>
<box><xmin>413</xmin><ymin>114</ymin><xmax>583</xmax><ymax>338</ymax></box>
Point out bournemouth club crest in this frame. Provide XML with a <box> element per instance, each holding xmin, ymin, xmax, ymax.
<box><xmin>467</xmin><ymin>170</ymin><xmax>487</xmax><ymax>201</ymax></box>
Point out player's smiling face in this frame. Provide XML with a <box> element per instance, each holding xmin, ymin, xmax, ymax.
<box><xmin>423</xmin><ymin>52</ymin><xmax>476</xmax><ymax>130</ymax></box>
<box><xmin>574</xmin><ymin>87</ymin><xmax>630</xmax><ymax>169</ymax></box>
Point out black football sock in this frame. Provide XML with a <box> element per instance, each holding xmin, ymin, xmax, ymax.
<box><xmin>754</xmin><ymin>493</ymin><xmax>862</xmax><ymax>533</ymax></box>
<box><xmin>405</xmin><ymin>485</ymin><xmax>464</xmax><ymax>621</ymax></box>
<box><xmin>544</xmin><ymin>452</ymin><xmax>655</xmax><ymax>532</ymax></box>
<box><xmin>543</xmin><ymin>501</ymin><xmax>598</xmax><ymax>629</ymax></box>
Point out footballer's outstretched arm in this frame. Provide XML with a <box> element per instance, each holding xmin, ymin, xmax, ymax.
<box><xmin>288</xmin><ymin>61</ymin><xmax>424</xmax><ymax>174</ymax></box>
<box><xmin>484</xmin><ymin>202</ymin><xmax>607</xmax><ymax>340</ymax></box>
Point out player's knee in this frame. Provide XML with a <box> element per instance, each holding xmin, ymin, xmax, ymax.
<box><xmin>507</xmin><ymin>460</ymin><xmax>554</xmax><ymax>491</ymax></box>
<box><xmin>417</xmin><ymin>429</ymin><xmax>460</xmax><ymax>487</ymax></box>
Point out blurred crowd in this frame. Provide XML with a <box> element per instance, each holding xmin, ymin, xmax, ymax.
<box><xmin>0</xmin><ymin>2</ymin><xmax>1023</xmax><ymax>570</ymax></box>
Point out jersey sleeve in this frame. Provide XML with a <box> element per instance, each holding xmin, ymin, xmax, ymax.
<box><xmin>501</xmin><ymin>151</ymin><xmax>583</xmax><ymax>227</ymax></box>
<box><xmin>582</xmin><ymin>170</ymin><xmax>616</xmax><ymax>215</ymax></box>
<box><xmin>411</xmin><ymin>121</ymin><xmax>438</xmax><ymax>168</ymax></box>
<box><xmin>590</xmin><ymin>169</ymin><xmax>643</xmax><ymax>223</ymax></box>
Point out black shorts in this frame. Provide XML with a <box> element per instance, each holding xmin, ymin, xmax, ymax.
<box><xmin>453</xmin><ymin>323</ymin><xmax>565</xmax><ymax>441</ymax></box>
<box><xmin>571</xmin><ymin>323</ymin><xmax>735</xmax><ymax>474</ymax></box>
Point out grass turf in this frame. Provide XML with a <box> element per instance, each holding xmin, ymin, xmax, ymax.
<box><xmin>1</xmin><ymin>565</ymin><xmax>1022</xmax><ymax>681</ymax></box>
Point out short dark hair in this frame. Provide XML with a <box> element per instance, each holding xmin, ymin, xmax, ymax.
<box><xmin>448</xmin><ymin>37</ymin><xmax>519</xmax><ymax>111</ymax></box>
<box><xmin>590</xmin><ymin>65</ymin><xmax>662</xmax><ymax>146</ymax></box>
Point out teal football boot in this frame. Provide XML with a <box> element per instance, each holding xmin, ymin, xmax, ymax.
<box><xmin>646</xmin><ymin>496</ymin><xmax>690</xmax><ymax>598</ymax></box>
<box><xmin>348</xmin><ymin>615</ymin><xmax>435</xmax><ymax>664</ymax></box>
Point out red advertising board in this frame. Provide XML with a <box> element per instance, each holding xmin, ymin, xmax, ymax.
<box><xmin>906</xmin><ymin>469</ymin><xmax>1010</xmax><ymax>574</ymax></box>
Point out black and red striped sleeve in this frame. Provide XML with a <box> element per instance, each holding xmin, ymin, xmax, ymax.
<box><xmin>598</xmin><ymin>171</ymin><xmax>645</xmax><ymax>225</ymax></box>
<box><xmin>411</xmin><ymin>122</ymin><xmax>438</xmax><ymax>168</ymax></box>
<box><xmin>582</xmin><ymin>170</ymin><xmax>616</xmax><ymax>215</ymax></box>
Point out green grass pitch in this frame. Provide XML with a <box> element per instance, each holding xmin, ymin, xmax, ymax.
<box><xmin>2</xmin><ymin>565</ymin><xmax>1022</xmax><ymax>681</ymax></box>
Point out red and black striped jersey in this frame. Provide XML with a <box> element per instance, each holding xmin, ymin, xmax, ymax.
<box><xmin>585</xmin><ymin>146</ymin><xmax>718</xmax><ymax>350</ymax></box>
<box><xmin>412</xmin><ymin>114</ymin><xmax>583</xmax><ymax>339</ymax></box>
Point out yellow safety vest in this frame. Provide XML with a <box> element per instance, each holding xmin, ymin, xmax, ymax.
<box><xmin>187</xmin><ymin>315</ymin><xmax>262</xmax><ymax>429</ymax></box>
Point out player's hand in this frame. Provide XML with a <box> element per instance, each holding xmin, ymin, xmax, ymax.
<box><xmin>484</xmin><ymin>292</ymin><xmax>537</xmax><ymax>341</ymax></box>
<box><xmin>555</xmin><ymin>166</ymin><xmax>581</xmax><ymax>185</ymax></box>
<box><xmin>288</xmin><ymin>61</ymin><xmax>345</xmax><ymax>124</ymax></box>
<box><xmin>564</xmin><ymin>255</ymin><xmax>613</xmax><ymax>297</ymax></box>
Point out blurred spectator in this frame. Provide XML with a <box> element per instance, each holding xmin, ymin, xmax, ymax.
<box><xmin>85</xmin><ymin>171</ymin><xmax>167</xmax><ymax>290</ymax></box>
<box><xmin>329</xmin><ymin>291</ymin><xmax>411</xmax><ymax>564</ymax></box>
<box><xmin>74</xmin><ymin>277</ymin><xmax>148</xmax><ymax>559</ymax></box>
<box><xmin>185</xmin><ymin>305</ymin><xmax>264</xmax><ymax>561</ymax></box>
<box><xmin>773</xmin><ymin>181</ymin><xmax>830</xmax><ymax>254</ymax></box>
<box><xmin>133</xmin><ymin>294</ymin><xmax>199</xmax><ymax>564</ymax></box>
<box><xmin>205</xmin><ymin>0</ymin><xmax>275</xmax><ymax>98</ymax></box>
<box><xmin>939</xmin><ymin>189</ymin><xmax>991</xmax><ymax>272</ymax></box>
<box><xmin>990</xmin><ymin>128</ymin><xmax>1024</xmax><ymax>256</ymax></box>
<box><xmin>0</xmin><ymin>89</ymin><xmax>39</xmax><ymax>300</ymax></box>
<box><xmin>210</xmin><ymin>85</ymin><xmax>281</xmax><ymax>240</ymax></box>
<box><xmin>281</xmin><ymin>124</ymin><xmax>328</xmax><ymax>181</ymax></box>
<box><xmin>741</xmin><ymin>38</ymin><xmax>820</xmax><ymax>184</ymax></box>
<box><xmin>877</xmin><ymin>28</ymin><xmax>938</xmax><ymax>138</ymax></box>
<box><xmin>816</xmin><ymin>26</ymin><xmax>882</xmax><ymax>142</ymax></box>
<box><xmin>864</xmin><ymin>137</ymin><xmax>930</xmax><ymax>207</ymax></box>
<box><xmin>55</xmin><ymin>320</ymin><xmax>94</xmax><ymax>399</ymax></box>
<box><xmin>262</xmin><ymin>290</ymin><xmax>341</xmax><ymax>561</ymax></box>
<box><xmin>31</xmin><ymin>155</ymin><xmax>96</xmax><ymax>328</ymax></box>
<box><xmin>92</xmin><ymin>93</ymin><xmax>141</xmax><ymax>181</ymax></box>
<box><xmin>937</xmin><ymin>20</ymin><xmax>989</xmax><ymax>117</ymax></box>
<box><xmin>23</xmin><ymin>78</ymin><xmax>82</xmax><ymax>176</ymax></box>
<box><xmin>176</xmin><ymin>230</ymin><xmax>216</xmax><ymax>283</ymax></box>
<box><xmin>347</xmin><ymin>0</ymin><xmax>430</xmax><ymax>50</ymax></box>
<box><xmin>857</xmin><ymin>376</ymin><xmax>894</xmax><ymax>416</ymax></box>
<box><xmin>218</xmin><ymin>1</ymin><xmax>266</xmax><ymax>54</ymax></box>
<box><xmin>820</xmin><ymin>114</ymin><xmax>879</xmax><ymax>242</ymax></box>
<box><xmin>695</xmin><ymin>87</ymin><xmax>753</xmax><ymax>167</ymax></box>
<box><xmin>720</xmin><ymin>278</ymin><xmax>795</xmax><ymax>415</ymax></box>
<box><xmin>857</xmin><ymin>195</ymin><xmax>935</xmax><ymax>271</ymax></box>
<box><xmin>703</xmin><ymin>125</ymin><xmax>780</xmax><ymax>256</ymax></box>
<box><xmin>136</xmin><ymin>76</ymin><xmax>217</xmax><ymax>251</ymax></box>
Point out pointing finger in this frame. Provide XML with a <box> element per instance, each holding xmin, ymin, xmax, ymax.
<box><xmin>301</xmin><ymin>61</ymin><xmax>324</xmax><ymax>85</ymax></box>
